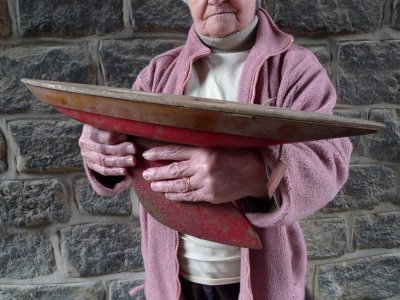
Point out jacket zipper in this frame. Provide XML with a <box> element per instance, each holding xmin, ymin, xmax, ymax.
<box><xmin>175</xmin><ymin>231</ymin><xmax>182</xmax><ymax>300</ymax></box>
<box><xmin>250</xmin><ymin>37</ymin><xmax>294</xmax><ymax>104</ymax></box>
<box><xmin>245</xmin><ymin>249</ymin><xmax>254</xmax><ymax>300</ymax></box>
<box><xmin>179</xmin><ymin>52</ymin><xmax>211</xmax><ymax>96</ymax></box>
<box><xmin>240</xmin><ymin>38</ymin><xmax>293</xmax><ymax>300</ymax></box>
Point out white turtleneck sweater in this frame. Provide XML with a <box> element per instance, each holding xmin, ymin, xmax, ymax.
<box><xmin>178</xmin><ymin>17</ymin><xmax>258</xmax><ymax>286</ymax></box>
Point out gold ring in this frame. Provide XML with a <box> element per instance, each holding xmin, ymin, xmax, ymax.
<box><xmin>187</xmin><ymin>177</ymin><xmax>194</xmax><ymax>192</ymax></box>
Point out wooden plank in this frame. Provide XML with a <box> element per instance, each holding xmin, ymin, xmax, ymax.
<box><xmin>22</xmin><ymin>79</ymin><xmax>384</xmax><ymax>145</ymax></box>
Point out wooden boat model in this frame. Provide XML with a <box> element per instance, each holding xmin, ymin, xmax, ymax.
<box><xmin>22</xmin><ymin>79</ymin><xmax>384</xmax><ymax>249</ymax></box>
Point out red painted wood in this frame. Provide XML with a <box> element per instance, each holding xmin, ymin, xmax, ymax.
<box><xmin>55</xmin><ymin>106</ymin><xmax>281</xmax><ymax>148</ymax></box>
<box><xmin>55</xmin><ymin>106</ymin><xmax>262</xmax><ymax>248</ymax></box>
<box><xmin>131</xmin><ymin>138</ymin><xmax>262</xmax><ymax>249</ymax></box>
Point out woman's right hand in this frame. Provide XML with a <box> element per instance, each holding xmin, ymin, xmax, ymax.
<box><xmin>79</xmin><ymin>124</ymin><xmax>136</xmax><ymax>176</ymax></box>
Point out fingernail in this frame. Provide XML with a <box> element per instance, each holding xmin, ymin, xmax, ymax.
<box><xmin>126</xmin><ymin>157</ymin><xmax>134</xmax><ymax>165</ymax></box>
<box><xmin>127</xmin><ymin>144</ymin><xmax>135</xmax><ymax>153</ymax></box>
<box><xmin>142</xmin><ymin>169</ymin><xmax>151</xmax><ymax>179</ymax></box>
<box><xmin>142</xmin><ymin>151</ymin><xmax>151</xmax><ymax>159</ymax></box>
<box><xmin>151</xmin><ymin>182</ymin><xmax>160</xmax><ymax>191</ymax></box>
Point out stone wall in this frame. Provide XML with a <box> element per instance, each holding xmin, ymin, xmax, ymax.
<box><xmin>0</xmin><ymin>0</ymin><xmax>399</xmax><ymax>299</ymax></box>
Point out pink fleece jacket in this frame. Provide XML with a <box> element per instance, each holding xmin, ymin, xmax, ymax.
<box><xmin>84</xmin><ymin>9</ymin><xmax>352</xmax><ymax>300</ymax></box>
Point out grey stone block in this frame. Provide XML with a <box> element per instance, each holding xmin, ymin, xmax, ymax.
<box><xmin>0</xmin><ymin>232</ymin><xmax>55</xmax><ymax>279</ymax></box>
<box><xmin>337</xmin><ymin>41</ymin><xmax>400</xmax><ymax>105</ymax></box>
<box><xmin>0</xmin><ymin>0</ymin><xmax>11</xmax><ymax>38</ymax></box>
<box><xmin>9</xmin><ymin>119</ymin><xmax>83</xmax><ymax>172</ymax></box>
<box><xmin>307</xmin><ymin>46</ymin><xmax>330</xmax><ymax>74</ymax></box>
<box><xmin>0</xmin><ymin>179</ymin><xmax>69</xmax><ymax>227</ymax></box>
<box><xmin>0</xmin><ymin>282</ymin><xmax>104</xmax><ymax>300</ymax></box>
<box><xmin>274</xmin><ymin>0</ymin><xmax>383</xmax><ymax>33</ymax></box>
<box><xmin>99</xmin><ymin>39</ymin><xmax>180</xmax><ymax>88</ymax></box>
<box><xmin>109</xmin><ymin>279</ymin><xmax>145</xmax><ymax>300</ymax></box>
<box><xmin>60</xmin><ymin>223</ymin><xmax>143</xmax><ymax>277</ymax></box>
<box><xmin>332</xmin><ymin>110</ymin><xmax>363</xmax><ymax>151</ymax></box>
<box><xmin>392</xmin><ymin>0</ymin><xmax>400</xmax><ymax>29</ymax></box>
<box><xmin>0</xmin><ymin>130</ymin><xmax>6</xmax><ymax>173</ymax></box>
<box><xmin>0</xmin><ymin>179</ymin><xmax>68</xmax><ymax>226</ymax></box>
<box><xmin>365</xmin><ymin>109</ymin><xmax>400</xmax><ymax>163</ymax></box>
<box><xmin>354</xmin><ymin>212</ymin><xmax>400</xmax><ymax>249</ymax></box>
<box><xmin>131</xmin><ymin>0</ymin><xmax>191</xmax><ymax>30</ymax></box>
<box><xmin>0</xmin><ymin>44</ymin><xmax>95</xmax><ymax>113</ymax></box>
<box><xmin>301</xmin><ymin>218</ymin><xmax>347</xmax><ymax>259</ymax></box>
<box><xmin>326</xmin><ymin>165</ymin><xmax>396</xmax><ymax>211</ymax></box>
<box><xmin>317</xmin><ymin>255</ymin><xmax>400</xmax><ymax>299</ymax></box>
<box><xmin>18</xmin><ymin>0</ymin><xmax>123</xmax><ymax>37</ymax></box>
<box><xmin>74</xmin><ymin>177</ymin><xmax>131</xmax><ymax>216</ymax></box>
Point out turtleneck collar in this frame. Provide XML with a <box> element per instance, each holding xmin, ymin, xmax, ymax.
<box><xmin>196</xmin><ymin>16</ymin><xmax>259</xmax><ymax>53</ymax></box>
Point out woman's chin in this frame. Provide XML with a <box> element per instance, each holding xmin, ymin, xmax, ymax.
<box><xmin>204</xmin><ymin>26</ymin><xmax>238</xmax><ymax>38</ymax></box>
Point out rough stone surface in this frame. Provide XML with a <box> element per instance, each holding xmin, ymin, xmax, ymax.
<box><xmin>332</xmin><ymin>109</ymin><xmax>364</xmax><ymax>151</ymax></box>
<box><xmin>274</xmin><ymin>0</ymin><xmax>383</xmax><ymax>34</ymax></box>
<box><xmin>392</xmin><ymin>0</ymin><xmax>400</xmax><ymax>29</ymax></box>
<box><xmin>60</xmin><ymin>223</ymin><xmax>142</xmax><ymax>277</ymax></box>
<box><xmin>0</xmin><ymin>282</ymin><xmax>104</xmax><ymax>300</ymax></box>
<box><xmin>131</xmin><ymin>0</ymin><xmax>191</xmax><ymax>30</ymax></box>
<box><xmin>301</xmin><ymin>218</ymin><xmax>347</xmax><ymax>259</ymax></box>
<box><xmin>109</xmin><ymin>279</ymin><xmax>145</xmax><ymax>300</ymax></box>
<box><xmin>18</xmin><ymin>0</ymin><xmax>123</xmax><ymax>37</ymax></box>
<box><xmin>308</xmin><ymin>46</ymin><xmax>330</xmax><ymax>74</ymax></box>
<box><xmin>353</xmin><ymin>212</ymin><xmax>400</xmax><ymax>250</ymax></box>
<box><xmin>317</xmin><ymin>255</ymin><xmax>400</xmax><ymax>299</ymax></box>
<box><xmin>0</xmin><ymin>130</ymin><xmax>7</xmax><ymax>173</ymax></box>
<box><xmin>326</xmin><ymin>165</ymin><xmax>396</xmax><ymax>211</ymax></box>
<box><xmin>337</xmin><ymin>41</ymin><xmax>400</xmax><ymax>105</ymax></box>
<box><xmin>0</xmin><ymin>179</ymin><xmax>69</xmax><ymax>227</ymax></box>
<box><xmin>9</xmin><ymin>119</ymin><xmax>83</xmax><ymax>172</ymax></box>
<box><xmin>99</xmin><ymin>39</ymin><xmax>180</xmax><ymax>88</ymax></box>
<box><xmin>365</xmin><ymin>109</ymin><xmax>400</xmax><ymax>163</ymax></box>
<box><xmin>0</xmin><ymin>0</ymin><xmax>11</xmax><ymax>38</ymax></box>
<box><xmin>74</xmin><ymin>178</ymin><xmax>131</xmax><ymax>216</ymax></box>
<box><xmin>0</xmin><ymin>232</ymin><xmax>55</xmax><ymax>279</ymax></box>
<box><xmin>0</xmin><ymin>45</ymin><xmax>95</xmax><ymax>113</ymax></box>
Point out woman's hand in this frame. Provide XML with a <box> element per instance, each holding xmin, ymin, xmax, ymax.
<box><xmin>79</xmin><ymin>124</ymin><xmax>136</xmax><ymax>176</ymax></box>
<box><xmin>142</xmin><ymin>145</ymin><xmax>268</xmax><ymax>204</ymax></box>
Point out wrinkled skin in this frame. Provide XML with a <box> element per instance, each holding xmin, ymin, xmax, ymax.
<box><xmin>142</xmin><ymin>145</ymin><xmax>267</xmax><ymax>204</ymax></box>
<box><xmin>187</xmin><ymin>0</ymin><xmax>256</xmax><ymax>38</ymax></box>
<box><xmin>79</xmin><ymin>124</ymin><xmax>136</xmax><ymax>176</ymax></box>
<box><xmin>79</xmin><ymin>125</ymin><xmax>268</xmax><ymax>204</ymax></box>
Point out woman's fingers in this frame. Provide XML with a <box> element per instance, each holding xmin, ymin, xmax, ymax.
<box><xmin>80</xmin><ymin>139</ymin><xmax>136</xmax><ymax>156</ymax></box>
<box><xmin>85</xmin><ymin>160</ymin><xmax>129</xmax><ymax>176</ymax></box>
<box><xmin>142</xmin><ymin>145</ymin><xmax>210</xmax><ymax>198</ymax></box>
<box><xmin>165</xmin><ymin>190</ymin><xmax>199</xmax><ymax>202</ymax></box>
<box><xmin>143</xmin><ymin>145</ymin><xmax>195</xmax><ymax>161</ymax></box>
<box><xmin>81</xmin><ymin>149</ymin><xmax>136</xmax><ymax>168</ymax></box>
<box><xmin>150</xmin><ymin>177</ymin><xmax>192</xmax><ymax>193</ymax></box>
<box><xmin>142</xmin><ymin>147</ymin><xmax>268</xmax><ymax>204</ymax></box>
<box><xmin>78</xmin><ymin>125</ymin><xmax>139</xmax><ymax>177</ymax></box>
<box><xmin>143</xmin><ymin>161</ymin><xmax>192</xmax><ymax>181</ymax></box>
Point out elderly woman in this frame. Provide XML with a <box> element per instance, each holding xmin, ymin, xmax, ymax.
<box><xmin>79</xmin><ymin>0</ymin><xmax>352</xmax><ymax>299</ymax></box>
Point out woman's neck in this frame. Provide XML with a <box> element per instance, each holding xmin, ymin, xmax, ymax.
<box><xmin>196</xmin><ymin>16</ymin><xmax>259</xmax><ymax>53</ymax></box>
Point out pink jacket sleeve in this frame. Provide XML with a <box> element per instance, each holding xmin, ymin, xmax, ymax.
<box><xmin>249</xmin><ymin>48</ymin><xmax>352</xmax><ymax>227</ymax></box>
<box><xmin>82</xmin><ymin>162</ymin><xmax>132</xmax><ymax>197</ymax></box>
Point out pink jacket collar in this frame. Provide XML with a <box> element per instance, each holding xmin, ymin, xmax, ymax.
<box><xmin>175</xmin><ymin>9</ymin><xmax>294</xmax><ymax>101</ymax></box>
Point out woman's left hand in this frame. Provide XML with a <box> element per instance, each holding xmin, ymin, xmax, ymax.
<box><xmin>142</xmin><ymin>145</ymin><xmax>268</xmax><ymax>204</ymax></box>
